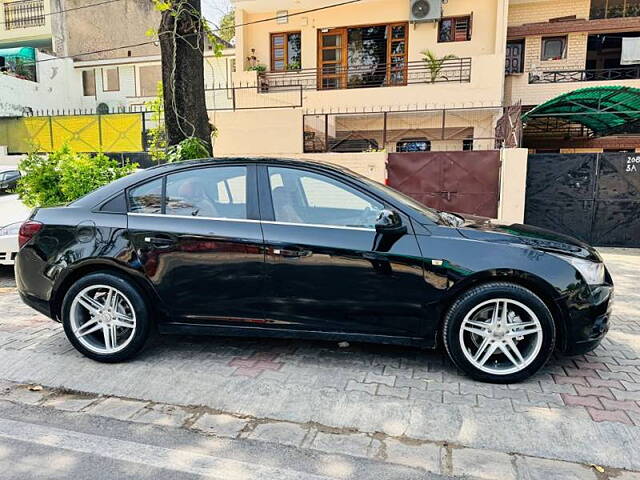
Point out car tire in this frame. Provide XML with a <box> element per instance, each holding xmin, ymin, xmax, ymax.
<box><xmin>61</xmin><ymin>272</ymin><xmax>151</xmax><ymax>363</ymax></box>
<box><xmin>443</xmin><ymin>282</ymin><xmax>556</xmax><ymax>384</ymax></box>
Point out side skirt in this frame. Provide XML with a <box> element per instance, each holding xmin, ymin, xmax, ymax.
<box><xmin>158</xmin><ymin>323</ymin><xmax>435</xmax><ymax>349</ymax></box>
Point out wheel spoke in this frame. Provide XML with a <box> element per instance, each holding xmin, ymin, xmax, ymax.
<box><xmin>506</xmin><ymin>322</ymin><xmax>541</xmax><ymax>338</ymax></box>
<box><xmin>498</xmin><ymin>342</ymin><xmax>523</xmax><ymax>368</ymax></box>
<box><xmin>112</xmin><ymin>313</ymin><xmax>135</xmax><ymax>329</ymax></box>
<box><xmin>477</xmin><ymin>342</ymin><xmax>499</xmax><ymax>366</ymax></box>
<box><xmin>505</xmin><ymin>338</ymin><xmax>525</xmax><ymax>364</ymax></box>
<box><xmin>103</xmin><ymin>324</ymin><xmax>116</xmax><ymax>351</ymax></box>
<box><xmin>77</xmin><ymin>294</ymin><xmax>103</xmax><ymax>315</ymax></box>
<box><xmin>499</xmin><ymin>300</ymin><xmax>509</xmax><ymax>325</ymax></box>
<box><xmin>462</xmin><ymin>324</ymin><xmax>490</xmax><ymax>337</ymax></box>
<box><xmin>466</xmin><ymin>319</ymin><xmax>491</xmax><ymax>329</ymax></box>
<box><xmin>75</xmin><ymin>320</ymin><xmax>101</xmax><ymax>338</ymax></box>
<box><xmin>490</xmin><ymin>301</ymin><xmax>500</xmax><ymax>327</ymax></box>
<box><xmin>472</xmin><ymin>337</ymin><xmax>491</xmax><ymax>362</ymax></box>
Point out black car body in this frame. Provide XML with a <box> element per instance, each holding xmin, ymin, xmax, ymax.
<box><xmin>15</xmin><ymin>158</ymin><xmax>613</xmax><ymax>382</ymax></box>
<box><xmin>0</xmin><ymin>169</ymin><xmax>21</xmax><ymax>194</ymax></box>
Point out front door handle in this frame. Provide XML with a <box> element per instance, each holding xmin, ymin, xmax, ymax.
<box><xmin>272</xmin><ymin>248</ymin><xmax>311</xmax><ymax>258</ymax></box>
<box><xmin>144</xmin><ymin>236</ymin><xmax>176</xmax><ymax>247</ymax></box>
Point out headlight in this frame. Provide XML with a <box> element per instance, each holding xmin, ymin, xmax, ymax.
<box><xmin>551</xmin><ymin>253</ymin><xmax>605</xmax><ymax>285</ymax></box>
<box><xmin>0</xmin><ymin>222</ymin><xmax>21</xmax><ymax>237</ymax></box>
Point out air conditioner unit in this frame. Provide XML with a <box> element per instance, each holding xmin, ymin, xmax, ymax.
<box><xmin>410</xmin><ymin>0</ymin><xmax>443</xmax><ymax>23</ymax></box>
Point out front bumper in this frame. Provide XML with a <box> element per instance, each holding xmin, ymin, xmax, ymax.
<box><xmin>0</xmin><ymin>234</ymin><xmax>18</xmax><ymax>265</ymax></box>
<box><xmin>562</xmin><ymin>284</ymin><xmax>613</xmax><ymax>355</ymax></box>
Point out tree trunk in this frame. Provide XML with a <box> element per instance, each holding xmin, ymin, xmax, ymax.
<box><xmin>159</xmin><ymin>0</ymin><xmax>212</xmax><ymax>155</ymax></box>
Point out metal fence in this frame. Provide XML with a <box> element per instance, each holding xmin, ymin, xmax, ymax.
<box><xmin>0</xmin><ymin>113</ymin><xmax>144</xmax><ymax>154</ymax></box>
<box><xmin>590</xmin><ymin>1</ymin><xmax>640</xmax><ymax>19</ymax></box>
<box><xmin>3</xmin><ymin>0</ymin><xmax>45</xmax><ymax>30</ymax></box>
<box><xmin>529</xmin><ymin>67</ymin><xmax>640</xmax><ymax>84</ymax></box>
<box><xmin>303</xmin><ymin>107</ymin><xmax>504</xmax><ymax>154</ymax></box>
<box><xmin>206</xmin><ymin>84</ymin><xmax>303</xmax><ymax>110</ymax></box>
<box><xmin>261</xmin><ymin>58</ymin><xmax>472</xmax><ymax>91</ymax></box>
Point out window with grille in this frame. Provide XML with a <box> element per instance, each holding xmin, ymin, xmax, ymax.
<box><xmin>438</xmin><ymin>16</ymin><xmax>472</xmax><ymax>43</ymax></box>
<box><xmin>3</xmin><ymin>0</ymin><xmax>45</xmax><ymax>30</ymax></box>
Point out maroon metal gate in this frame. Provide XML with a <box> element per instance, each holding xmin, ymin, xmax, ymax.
<box><xmin>387</xmin><ymin>151</ymin><xmax>501</xmax><ymax>218</ymax></box>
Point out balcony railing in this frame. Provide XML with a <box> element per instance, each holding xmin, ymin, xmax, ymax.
<box><xmin>259</xmin><ymin>58</ymin><xmax>472</xmax><ymax>92</ymax></box>
<box><xmin>529</xmin><ymin>67</ymin><xmax>640</xmax><ymax>84</ymax></box>
<box><xmin>3</xmin><ymin>0</ymin><xmax>45</xmax><ymax>30</ymax></box>
<box><xmin>590</xmin><ymin>3</ymin><xmax>640</xmax><ymax>19</ymax></box>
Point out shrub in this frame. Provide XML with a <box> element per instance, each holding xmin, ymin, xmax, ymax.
<box><xmin>166</xmin><ymin>137</ymin><xmax>210</xmax><ymax>163</ymax></box>
<box><xmin>17</xmin><ymin>145</ymin><xmax>137</xmax><ymax>208</ymax></box>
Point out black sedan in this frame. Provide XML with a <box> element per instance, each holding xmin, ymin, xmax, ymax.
<box><xmin>15</xmin><ymin>158</ymin><xmax>613</xmax><ymax>383</ymax></box>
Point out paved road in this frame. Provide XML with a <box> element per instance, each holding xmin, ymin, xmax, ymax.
<box><xmin>0</xmin><ymin>249</ymin><xmax>639</xmax><ymax>478</ymax></box>
<box><xmin>0</xmin><ymin>400</ymin><xmax>442</xmax><ymax>480</ymax></box>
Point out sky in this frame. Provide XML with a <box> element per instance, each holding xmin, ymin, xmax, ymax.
<box><xmin>202</xmin><ymin>0</ymin><xmax>232</xmax><ymax>25</ymax></box>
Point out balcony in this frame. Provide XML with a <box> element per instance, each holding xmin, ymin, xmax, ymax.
<box><xmin>3</xmin><ymin>0</ymin><xmax>45</xmax><ymax>30</ymax></box>
<box><xmin>529</xmin><ymin>66</ymin><xmax>640</xmax><ymax>84</ymax></box>
<box><xmin>259</xmin><ymin>58</ymin><xmax>472</xmax><ymax>92</ymax></box>
<box><xmin>590</xmin><ymin>1</ymin><xmax>640</xmax><ymax>19</ymax></box>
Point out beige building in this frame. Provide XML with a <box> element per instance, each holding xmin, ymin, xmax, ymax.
<box><xmin>505</xmin><ymin>0</ymin><xmax>640</xmax><ymax>151</ymax></box>
<box><xmin>212</xmin><ymin>0</ymin><xmax>511</xmax><ymax>158</ymax></box>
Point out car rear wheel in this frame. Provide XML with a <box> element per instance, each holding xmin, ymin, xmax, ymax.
<box><xmin>443</xmin><ymin>282</ymin><xmax>555</xmax><ymax>383</ymax></box>
<box><xmin>61</xmin><ymin>272</ymin><xmax>150</xmax><ymax>362</ymax></box>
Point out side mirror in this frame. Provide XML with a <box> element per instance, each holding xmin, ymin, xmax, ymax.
<box><xmin>375</xmin><ymin>209</ymin><xmax>407</xmax><ymax>235</ymax></box>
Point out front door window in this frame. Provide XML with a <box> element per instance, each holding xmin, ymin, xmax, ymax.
<box><xmin>268</xmin><ymin>167</ymin><xmax>384</xmax><ymax>228</ymax></box>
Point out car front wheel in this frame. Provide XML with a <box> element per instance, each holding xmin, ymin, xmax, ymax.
<box><xmin>443</xmin><ymin>282</ymin><xmax>556</xmax><ymax>383</ymax></box>
<box><xmin>61</xmin><ymin>272</ymin><xmax>151</xmax><ymax>362</ymax></box>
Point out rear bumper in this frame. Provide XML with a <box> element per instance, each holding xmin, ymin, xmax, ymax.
<box><xmin>19</xmin><ymin>291</ymin><xmax>55</xmax><ymax>319</ymax></box>
<box><xmin>15</xmin><ymin>247</ymin><xmax>56</xmax><ymax>320</ymax></box>
<box><xmin>561</xmin><ymin>284</ymin><xmax>613</xmax><ymax>355</ymax></box>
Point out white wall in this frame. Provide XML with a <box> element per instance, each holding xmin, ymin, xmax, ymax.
<box><xmin>74</xmin><ymin>51</ymin><xmax>234</xmax><ymax>111</ymax></box>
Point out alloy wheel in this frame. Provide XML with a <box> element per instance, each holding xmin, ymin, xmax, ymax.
<box><xmin>69</xmin><ymin>285</ymin><xmax>137</xmax><ymax>355</ymax></box>
<box><xmin>458</xmin><ymin>298</ymin><xmax>543</xmax><ymax>375</ymax></box>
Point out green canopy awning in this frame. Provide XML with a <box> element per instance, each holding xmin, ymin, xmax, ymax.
<box><xmin>0</xmin><ymin>46</ymin><xmax>36</xmax><ymax>61</ymax></box>
<box><xmin>522</xmin><ymin>86</ymin><xmax>640</xmax><ymax>136</ymax></box>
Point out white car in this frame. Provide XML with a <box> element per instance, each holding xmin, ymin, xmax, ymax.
<box><xmin>0</xmin><ymin>194</ymin><xmax>31</xmax><ymax>266</ymax></box>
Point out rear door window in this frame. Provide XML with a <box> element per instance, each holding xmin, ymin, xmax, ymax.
<box><xmin>165</xmin><ymin>166</ymin><xmax>247</xmax><ymax>219</ymax></box>
<box><xmin>128</xmin><ymin>178</ymin><xmax>163</xmax><ymax>214</ymax></box>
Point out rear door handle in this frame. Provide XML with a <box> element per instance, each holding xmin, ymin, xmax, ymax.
<box><xmin>273</xmin><ymin>248</ymin><xmax>311</xmax><ymax>258</ymax></box>
<box><xmin>144</xmin><ymin>236</ymin><xmax>176</xmax><ymax>247</ymax></box>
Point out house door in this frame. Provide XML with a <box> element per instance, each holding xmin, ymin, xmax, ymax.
<box><xmin>505</xmin><ymin>41</ymin><xmax>524</xmax><ymax>74</ymax></box>
<box><xmin>318</xmin><ymin>29</ymin><xmax>347</xmax><ymax>90</ymax></box>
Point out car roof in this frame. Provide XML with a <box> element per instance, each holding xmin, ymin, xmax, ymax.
<box><xmin>71</xmin><ymin>157</ymin><xmax>355</xmax><ymax>208</ymax></box>
<box><xmin>144</xmin><ymin>157</ymin><xmax>351</xmax><ymax>174</ymax></box>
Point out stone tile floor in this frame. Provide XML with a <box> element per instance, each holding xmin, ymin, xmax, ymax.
<box><xmin>0</xmin><ymin>248</ymin><xmax>639</xmax><ymax>472</ymax></box>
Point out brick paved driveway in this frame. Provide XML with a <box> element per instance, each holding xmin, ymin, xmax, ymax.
<box><xmin>0</xmin><ymin>248</ymin><xmax>639</xmax><ymax>472</ymax></box>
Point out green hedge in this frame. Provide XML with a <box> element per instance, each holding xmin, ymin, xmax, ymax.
<box><xmin>17</xmin><ymin>145</ymin><xmax>137</xmax><ymax>208</ymax></box>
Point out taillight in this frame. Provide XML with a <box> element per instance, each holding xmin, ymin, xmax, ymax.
<box><xmin>18</xmin><ymin>221</ymin><xmax>43</xmax><ymax>249</ymax></box>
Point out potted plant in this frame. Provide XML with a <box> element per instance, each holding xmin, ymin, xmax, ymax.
<box><xmin>421</xmin><ymin>49</ymin><xmax>458</xmax><ymax>83</ymax></box>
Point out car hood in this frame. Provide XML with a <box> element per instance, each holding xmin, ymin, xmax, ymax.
<box><xmin>455</xmin><ymin>214</ymin><xmax>602</xmax><ymax>262</ymax></box>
